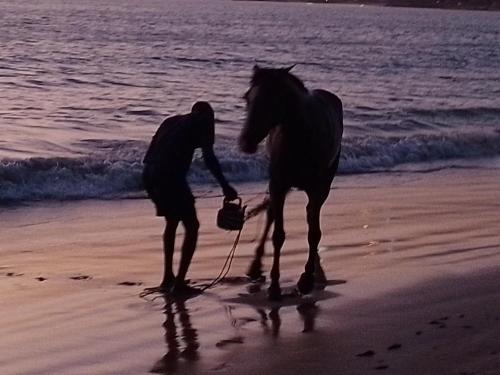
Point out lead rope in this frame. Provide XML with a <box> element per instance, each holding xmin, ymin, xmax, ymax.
<box><xmin>198</xmin><ymin>227</ymin><xmax>243</xmax><ymax>291</ymax></box>
<box><xmin>196</xmin><ymin>196</ymin><xmax>269</xmax><ymax>292</ymax></box>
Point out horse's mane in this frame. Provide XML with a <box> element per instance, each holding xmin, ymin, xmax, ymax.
<box><xmin>251</xmin><ymin>67</ymin><xmax>307</xmax><ymax>93</ymax></box>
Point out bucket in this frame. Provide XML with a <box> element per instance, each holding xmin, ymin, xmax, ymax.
<box><xmin>217</xmin><ymin>198</ymin><xmax>246</xmax><ymax>231</ymax></box>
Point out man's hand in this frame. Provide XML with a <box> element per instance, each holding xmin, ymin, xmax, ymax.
<box><xmin>223</xmin><ymin>184</ymin><xmax>238</xmax><ymax>201</ymax></box>
<box><xmin>202</xmin><ymin>147</ymin><xmax>238</xmax><ymax>200</ymax></box>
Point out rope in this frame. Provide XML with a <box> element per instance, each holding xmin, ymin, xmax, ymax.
<box><xmin>245</xmin><ymin>197</ymin><xmax>270</xmax><ymax>221</ymax></box>
<box><xmin>196</xmin><ymin>196</ymin><xmax>269</xmax><ymax>292</ymax></box>
<box><xmin>197</xmin><ymin>227</ymin><xmax>243</xmax><ymax>291</ymax></box>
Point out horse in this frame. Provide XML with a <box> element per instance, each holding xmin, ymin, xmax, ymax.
<box><xmin>239</xmin><ymin>65</ymin><xmax>343</xmax><ymax>300</ymax></box>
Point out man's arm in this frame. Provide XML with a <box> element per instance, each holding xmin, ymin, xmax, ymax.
<box><xmin>202</xmin><ymin>146</ymin><xmax>237</xmax><ymax>200</ymax></box>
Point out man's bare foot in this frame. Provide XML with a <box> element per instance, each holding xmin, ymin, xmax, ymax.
<box><xmin>171</xmin><ymin>281</ymin><xmax>202</xmax><ymax>298</ymax></box>
<box><xmin>140</xmin><ymin>282</ymin><xmax>173</xmax><ymax>298</ymax></box>
<box><xmin>159</xmin><ymin>277</ymin><xmax>175</xmax><ymax>291</ymax></box>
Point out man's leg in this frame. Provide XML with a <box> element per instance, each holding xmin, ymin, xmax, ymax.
<box><xmin>174</xmin><ymin>203</ymin><xmax>199</xmax><ymax>289</ymax></box>
<box><xmin>161</xmin><ymin>218</ymin><xmax>179</xmax><ymax>290</ymax></box>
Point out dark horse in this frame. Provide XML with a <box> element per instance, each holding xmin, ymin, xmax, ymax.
<box><xmin>239</xmin><ymin>65</ymin><xmax>343</xmax><ymax>300</ymax></box>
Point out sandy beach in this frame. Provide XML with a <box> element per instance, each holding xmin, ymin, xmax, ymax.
<box><xmin>1</xmin><ymin>168</ymin><xmax>499</xmax><ymax>375</ymax></box>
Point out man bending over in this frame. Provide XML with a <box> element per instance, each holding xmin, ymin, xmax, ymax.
<box><xmin>143</xmin><ymin>101</ymin><xmax>238</xmax><ymax>296</ymax></box>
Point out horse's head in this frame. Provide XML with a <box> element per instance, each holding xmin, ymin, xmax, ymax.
<box><xmin>239</xmin><ymin>65</ymin><xmax>296</xmax><ymax>154</ymax></box>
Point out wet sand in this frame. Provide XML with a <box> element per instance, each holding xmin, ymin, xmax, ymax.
<box><xmin>0</xmin><ymin>168</ymin><xmax>499</xmax><ymax>374</ymax></box>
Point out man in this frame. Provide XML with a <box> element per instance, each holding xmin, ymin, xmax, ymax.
<box><xmin>143</xmin><ymin>101</ymin><xmax>238</xmax><ymax>295</ymax></box>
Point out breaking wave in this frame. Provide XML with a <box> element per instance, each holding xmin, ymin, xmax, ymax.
<box><xmin>1</xmin><ymin>130</ymin><xmax>500</xmax><ymax>204</ymax></box>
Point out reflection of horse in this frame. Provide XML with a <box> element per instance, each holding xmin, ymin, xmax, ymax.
<box><xmin>240</xmin><ymin>65</ymin><xmax>343</xmax><ymax>300</ymax></box>
<box><xmin>256</xmin><ymin>307</ymin><xmax>281</xmax><ymax>337</ymax></box>
<box><xmin>255</xmin><ymin>302</ymin><xmax>319</xmax><ymax>336</ymax></box>
<box><xmin>151</xmin><ymin>296</ymin><xmax>199</xmax><ymax>374</ymax></box>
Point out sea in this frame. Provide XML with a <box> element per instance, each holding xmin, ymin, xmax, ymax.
<box><xmin>1</xmin><ymin>0</ymin><xmax>499</xmax><ymax>203</ymax></box>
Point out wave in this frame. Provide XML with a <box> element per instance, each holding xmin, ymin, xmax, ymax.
<box><xmin>406</xmin><ymin>106</ymin><xmax>500</xmax><ymax>119</ymax></box>
<box><xmin>0</xmin><ymin>157</ymin><xmax>143</xmax><ymax>203</ymax></box>
<box><xmin>339</xmin><ymin>131</ymin><xmax>500</xmax><ymax>173</ymax></box>
<box><xmin>1</xmin><ymin>130</ymin><xmax>500</xmax><ymax>204</ymax></box>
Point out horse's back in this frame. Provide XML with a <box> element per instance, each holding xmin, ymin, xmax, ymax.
<box><xmin>314</xmin><ymin>89</ymin><xmax>343</xmax><ymax>122</ymax></box>
<box><xmin>308</xmin><ymin>89</ymin><xmax>343</xmax><ymax>166</ymax></box>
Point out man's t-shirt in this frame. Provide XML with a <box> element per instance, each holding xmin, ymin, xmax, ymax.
<box><xmin>143</xmin><ymin>112</ymin><xmax>215</xmax><ymax>178</ymax></box>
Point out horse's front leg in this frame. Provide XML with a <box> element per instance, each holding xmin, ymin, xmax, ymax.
<box><xmin>298</xmin><ymin>192</ymin><xmax>328</xmax><ymax>294</ymax></box>
<box><xmin>269</xmin><ymin>191</ymin><xmax>286</xmax><ymax>300</ymax></box>
<box><xmin>247</xmin><ymin>206</ymin><xmax>274</xmax><ymax>281</ymax></box>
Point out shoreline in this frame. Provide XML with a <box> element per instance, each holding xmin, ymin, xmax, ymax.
<box><xmin>235</xmin><ymin>0</ymin><xmax>500</xmax><ymax>12</ymax></box>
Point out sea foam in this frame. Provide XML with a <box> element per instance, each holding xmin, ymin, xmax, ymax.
<box><xmin>1</xmin><ymin>130</ymin><xmax>499</xmax><ymax>204</ymax></box>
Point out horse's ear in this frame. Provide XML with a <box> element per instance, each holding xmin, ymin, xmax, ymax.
<box><xmin>253</xmin><ymin>64</ymin><xmax>261</xmax><ymax>72</ymax></box>
<box><xmin>284</xmin><ymin>64</ymin><xmax>296</xmax><ymax>72</ymax></box>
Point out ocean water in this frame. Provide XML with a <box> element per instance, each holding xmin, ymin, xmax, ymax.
<box><xmin>1</xmin><ymin>0</ymin><xmax>499</xmax><ymax>203</ymax></box>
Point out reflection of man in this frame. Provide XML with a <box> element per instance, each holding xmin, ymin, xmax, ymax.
<box><xmin>151</xmin><ymin>297</ymin><xmax>199</xmax><ymax>374</ymax></box>
<box><xmin>143</xmin><ymin>102</ymin><xmax>238</xmax><ymax>295</ymax></box>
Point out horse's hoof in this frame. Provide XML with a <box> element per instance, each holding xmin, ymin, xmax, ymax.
<box><xmin>268</xmin><ymin>284</ymin><xmax>282</xmax><ymax>301</ymax></box>
<box><xmin>297</xmin><ymin>272</ymin><xmax>315</xmax><ymax>295</ymax></box>
<box><xmin>314</xmin><ymin>268</ymin><xmax>328</xmax><ymax>284</ymax></box>
<box><xmin>314</xmin><ymin>269</ymin><xmax>327</xmax><ymax>290</ymax></box>
<box><xmin>314</xmin><ymin>258</ymin><xmax>327</xmax><ymax>285</ymax></box>
<box><xmin>246</xmin><ymin>261</ymin><xmax>263</xmax><ymax>281</ymax></box>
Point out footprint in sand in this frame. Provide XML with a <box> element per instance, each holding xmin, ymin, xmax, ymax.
<box><xmin>356</xmin><ymin>350</ymin><xmax>375</xmax><ymax>358</ymax></box>
<box><xmin>429</xmin><ymin>320</ymin><xmax>446</xmax><ymax>329</ymax></box>
<box><xmin>36</xmin><ymin>277</ymin><xmax>47</xmax><ymax>282</ymax></box>
<box><xmin>118</xmin><ymin>281</ymin><xmax>143</xmax><ymax>286</ymax></box>
<box><xmin>70</xmin><ymin>275</ymin><xmax>92</xmax><ymax>280</ymax></box>
<box><xmin>6</xmin><ymin>272</ymin><xmax>24</xmax><ymax>277</ymax></box>
<box><xmin>216</xmin><ymin>336</ymin><xmax>244</xmax><ymax>348</ymax></box>
<box><xmin>387</xmin><ymin>343</ymin><xmax>402</xmax><ymax>351</ymax></box>
<box><xmin>437</xmin><ymin>316</ymin><xmax>449</xmax><ymax>328</ymax></box>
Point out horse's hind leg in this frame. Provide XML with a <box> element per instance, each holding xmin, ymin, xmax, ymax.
<box><xmin>268</xmin><ymin>191</ymin><xmax>286</xmax><ymax>300</ymax></box>
<box><xmin>298</xmin><ymin>189</ymin><xmax>329</xmax><ymax>295</ymax></box>
<box><xmin>247</xmin><ymin>207</ymin><xmax>273</xmax><ymax>281</ymax></box>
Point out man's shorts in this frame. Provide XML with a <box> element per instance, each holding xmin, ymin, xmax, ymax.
<box><xmin>142</xmin><ymin>164</ymin><xmax>195</xmax><ymax>220</ymax></box>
